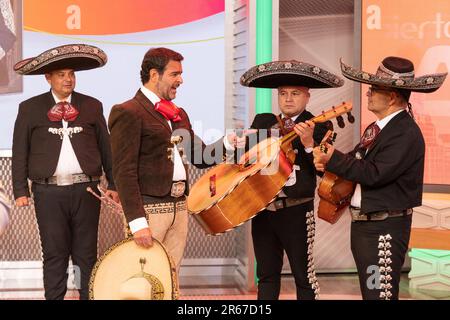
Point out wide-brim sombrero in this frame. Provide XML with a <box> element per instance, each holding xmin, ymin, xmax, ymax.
<box><xmin>240</xmin><ymin>60</ymin><xmax>344</xmax><ymax>89</ymax></box>
<box><xmin>89</xmin><ymin>238</ymin><xmax>178</xmax><ymax>300</ymax></box>
<box><xmin>14</xmin><ymin>44</ymin><xmax>107</xmax><ymax>75</ymax></box>
<box><xmin>340</xmin><ymin>57</ymin><xmax>447</xmax><ymax>93</ymax></box>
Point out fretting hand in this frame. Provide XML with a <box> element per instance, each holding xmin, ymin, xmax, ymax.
<box><xmin>313</xmin><ymin>143</ymin><xmax>334</xmax><ymax>172</ymax></box>
<box><xmin>293</xmin><ymin>120</ymin><xmax>315</xmax><ymax>148</ymax></box>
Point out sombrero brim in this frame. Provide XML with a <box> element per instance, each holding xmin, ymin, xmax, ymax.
<box><xmin>14</xmin><ymin>44</ymin><xmax>107</xmax><ymax>75</ymax></box>
<box><xmin>240</xmin><ymin>60</ymin><xmax>344</xmax><ymax>89</ymax></box>
<box><xmin>340</xmin><ymin>58</ymin><xmax>447</xmax><ymax>93</ymax></box>
<box><xmin>89</xmin><ymin>238</ymin><xmax>178</xmax><ymax>300</ymax></box>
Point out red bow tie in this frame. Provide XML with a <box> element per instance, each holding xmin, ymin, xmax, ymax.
<box><xmin>275</xmin><ymin>117</ymin><xmax>296</xmax><ymax>135</ymax></box>
<box><xmin>282</xmin><ymin>118</ymin><xmax>296</xmax><ymax>131</ymax></box>
<box><xmin>47</xmin><ymin>101</ymin><xmax>79</xmax><ymax>122</ymax></box>
<box><xmin>154</xmin><ymin>100</ymin><xmax>182</xmax><ymax>122</ymax></box>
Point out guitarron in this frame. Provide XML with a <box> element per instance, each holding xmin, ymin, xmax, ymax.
<box><xmin>317</xmin><ymin>131</ymin><xmax>356</xmax><ymax>224</ymax></box>
<box><xmin>188</xmin><ymin>102</ymin><xmax>353</xmax><ymax>235</ymax></box>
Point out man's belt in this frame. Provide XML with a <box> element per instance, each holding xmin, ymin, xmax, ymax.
<box><xmin>350</xmin><ymin>206</ymin><xmax>413</xmax><ymax>222</ymax></box>
<box><xmin>266</xmin><ymin>197</ymin><xmax>314</xmax><ymax>212</ymax></box>
<box><xmin>32</xmin><ymin>174</ymin><xmax>101</xmax><ymax>186</ymax></box>
<box><xmin>144</xmin><ymin>199</ymin><xmax>186</xmax><ymax>215</ymax></box>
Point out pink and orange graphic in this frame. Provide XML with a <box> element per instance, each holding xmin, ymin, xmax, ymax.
<box><xmin>24</xmin><ymin>0</ymin><xmax>224</xmax><ymax>35</ymax></box>
<box><xmin>361</xmin><ymin>0</ymin><xmax>450</xmax><ymax>185</ymax></box>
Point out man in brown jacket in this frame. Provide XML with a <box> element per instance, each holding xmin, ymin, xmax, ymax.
<box><xmin>108</xmin><ymin>47</ymin><xmax>242</xmax><ymax>276</ymax></box>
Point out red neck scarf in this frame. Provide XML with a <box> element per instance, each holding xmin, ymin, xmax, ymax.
<box><xmin>154</xmin><ymin>99</ymin><xmax>181</xmax><ymax>122</ymax></box>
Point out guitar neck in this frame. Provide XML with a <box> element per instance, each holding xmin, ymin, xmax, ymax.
<box><xmin>279</xmin><ymin>120</ymin><xmax>321</xmax><ymax>145</ymax></box>
<box><xmin>279</xmin><ymin>102</ymin><xmax>352</xmax><ymax>146</ymax></box>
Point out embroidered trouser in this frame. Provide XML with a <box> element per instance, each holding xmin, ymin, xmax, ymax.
<box><xmin>351</xmin><ymin>214</ymin><xmax>412</xmax><ymax>300</ymax></box>
<box><xmin>144</xmin><ymin>199</ymin><xmax>188</xmax><ymax>273</ymax></box>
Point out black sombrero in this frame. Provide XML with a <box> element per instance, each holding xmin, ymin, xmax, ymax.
<box><xmin>340</xmin><ymin>56</ymin><xmax>447</xmax><ymax>93</ymax></box>
<box><xmin>240</xmin><ymin>60</ymin><xmax>344</xmax><ymax>89</ymax></box>
<box><xmin>14</xmin><ymin>44</ymin><xmax>107</xmax><ymax>75</ymax></box>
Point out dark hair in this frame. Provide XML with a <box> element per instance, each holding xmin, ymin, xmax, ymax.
<box><xmin>394</xmin><ymin>88</ymin><xmax>415</xmax><ymax>120</ymax></box>
<box><xmin>140</xmin><ymin>47</ymin><xmax>184</xmax><ymax>85</ymax></box>
<box><xmin>396</xmin><ymin>88</ymin><xmax>411</xmax><ymax>103</ymax></box>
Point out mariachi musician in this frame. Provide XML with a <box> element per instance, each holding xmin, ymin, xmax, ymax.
<box><xmin>313</xmin><ymin>56</ymin><xmax>447</xmax><ymax>300</ymax></box>
<box><xmin>12</xmin><ymin>44</ymin><xmax>118</xmax><ymax>300</ymax></box>
<box><xmin>240</xmin><ymin>60</ymin><xmax>344</xmax><ymax>300</ymax></box>
<box><xmin>108</xmin><ymin>47</ymin><xmax>244</xmax><ymax>289</ymax></box>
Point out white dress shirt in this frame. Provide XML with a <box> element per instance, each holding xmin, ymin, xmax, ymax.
<box><xmin>52</xmin><ymin>92</ymin><xmax>83</xmax><ymax>177</ymax></box>
<box><xmin>350</xmin><ymin>109</ymin><xmax>404</xmax><ymax>208</ymax></box>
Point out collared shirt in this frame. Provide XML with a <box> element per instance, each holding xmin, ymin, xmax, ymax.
<box><xmin>283</xmin><ymin>113</ymin><xmax>300</xmax><ymax>122</ymax></box>
<box><xmin>52</xmin><ymin>92</ymin><xmax>84</xmax><ymax>177</ymax></box>
<box><xmin>350</xmin><ymin>109</ymin><xmax>405</xmax><ymax>208</ymax></box>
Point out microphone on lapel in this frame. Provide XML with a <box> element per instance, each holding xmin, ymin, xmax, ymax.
<box><xmin>154</xmin><ymin>100</ymin><xmax>182</xmax><ymax>122</ymax></box>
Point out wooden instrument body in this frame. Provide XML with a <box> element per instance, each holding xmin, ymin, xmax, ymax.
<box><xmin>317</xmin><ymin>171</ymin><xmax>355</xmax><ymax>224</ymax></box>
<box><xmin>188</xmin><ymin>137</ymin><xmax>294</xmax><ymax>235</ymax></box>
<box><xmin>188</xmin><ymin>102</ymin><xmax>353</xmax><ymax>234</ymax></box>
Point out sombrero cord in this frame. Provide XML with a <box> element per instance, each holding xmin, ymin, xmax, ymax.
<box><xmin>407</xmin><ymin>102</ymin><xmax>415</xmax><ymax>121</ymax></box>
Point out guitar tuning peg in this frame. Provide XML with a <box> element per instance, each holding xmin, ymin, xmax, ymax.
<box><xmin>320</xmin><ymin>144</ymin><xmax>328</xmax><ymax>154</ymax></box>
<box><xmin>347</xmin><ymin>111</ymin><xmax>355</xmax><ymax>123</ymax></box>
<box><xmin>336</xmin><ymin>115</ymin><xmax>345</xmax><ymax>128</ymax></box>
<box><xmin>331</xmin><ymin>132</ymin><xmax>337</xmax><ymax>143</ymax></box>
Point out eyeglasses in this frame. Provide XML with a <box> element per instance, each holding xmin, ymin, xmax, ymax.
<box><xmin>367</xmin><ymin>87</ymin><xmax>393</xmax><ymax>96</ymax></box>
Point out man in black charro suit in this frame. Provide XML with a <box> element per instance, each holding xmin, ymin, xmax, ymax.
<box><xmin>12</xmin><ymin>44</ymin><xmax>118</xmax><ymax>300</ymax></box>
<box><xmin>313</xmin><ymin>56</ymin><xmax>447</xmax><ymax>299</ymax></box>
<box><xmin>240</xmin><ymin>60</ymin><xmax>344</xmax><ymax>300</ymax></box>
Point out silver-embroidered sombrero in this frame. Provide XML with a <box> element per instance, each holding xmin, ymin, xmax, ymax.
<box><xmin>340</xmin><ymin>56</ymin><xmax>447</xmax><ymax>93</ymax></box>
<box><xmin>13</xmin><ymin>44</ymin><xmax>107</xmax><ymax>75</ymax></box>
<box><xmin>240</xmin><ymin>60</ymin><xmax>344</xmax><ymax>89</ymax></box>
